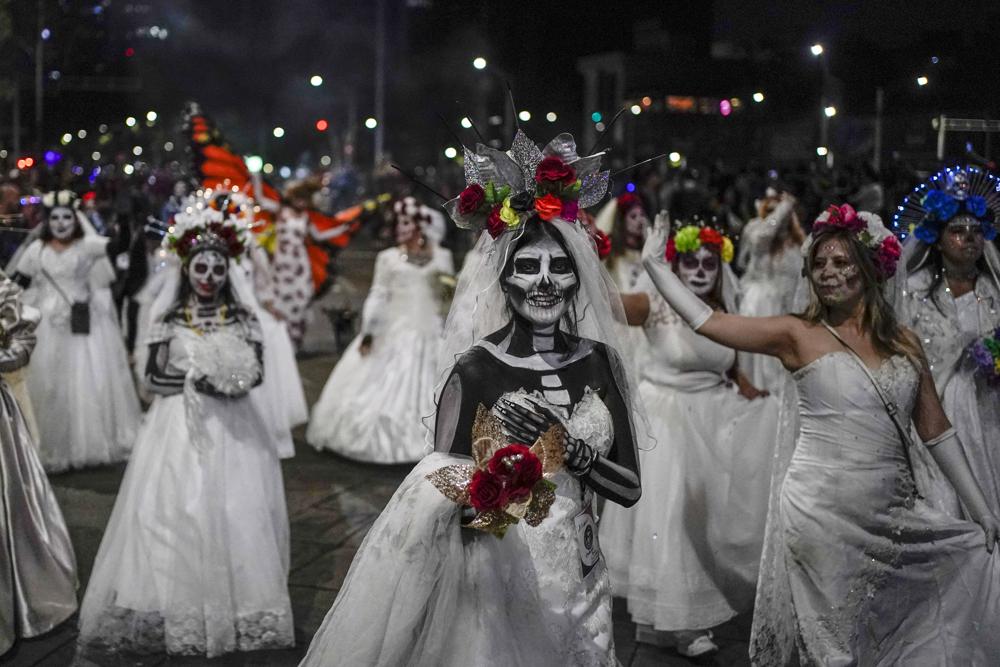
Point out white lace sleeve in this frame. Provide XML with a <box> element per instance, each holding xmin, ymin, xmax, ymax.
<box><xmin>360</xmin><ymin>249</ymin><xmax>393</xmax><ymax>336</ymax></box>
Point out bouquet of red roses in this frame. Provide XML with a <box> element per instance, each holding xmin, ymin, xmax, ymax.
<box><xmin>427</xmin><ymin>405</ymin><xmax>564</xmax><ymax>538</ymax></box>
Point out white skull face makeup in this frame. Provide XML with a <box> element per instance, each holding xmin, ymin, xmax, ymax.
<box><xmin>395</xmin><ymin>216</ymin><xmax>419</xmax><ymax>245</ymax></box>
<box><xmin>810</xmin><ymin>238</ymin><xmax>862</xmax><ymax>307</ymax></box>
<box><xmin>188</xmin><ymin>249</ymin><xmax>228</xmax><ymax>301</ymax></box>
<box><xmin>505</xmin><ymin>236</ymin><xmax>578</xmax><ymax>327</ymax></box>
<box><xmin>48</xmin><ymin>206</ymin><xmax>77</xmax><ymax>241</ymax></box>
<box><xmin>677</xmin><ymin>246</ymin><xmax>720</xmax><ymax>297</ymax></box>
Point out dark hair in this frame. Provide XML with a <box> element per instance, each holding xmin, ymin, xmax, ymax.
<box><xmin>917</xmin><ymin>244</ymin><xmax>988</xmax><ymax>315</ymax></box>
<box><xmin>500</xmin><ymin>215</ymin><xmax>580</xmax><ymax>339</ymax></box>
<box><xmin>800</xmin><ymin>227</ymin><xmax>922</xmax><ymax>364</ymax></box>
<box><xmin>41</xmin><ymin>206</ymin><xmax>85</xmax><ymax>242</ymax></box>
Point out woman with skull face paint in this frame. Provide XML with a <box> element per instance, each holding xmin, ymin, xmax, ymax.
<box><xmin>306</xmin><ymin>197</ymin><xmax>454</xmax><ymax>463</ymax></box>
<box><xmin>894</xmin><ymin>167</ymin><xmax>1000</xmax><ymax>519</ymax></box>
<box><xmin>301</xmin><ymin>132</ymin><xmax>647</xmax><ymax>666</ymax></box>
<box><xmin>8</xmin><ymin>190</ymin><xmax>141</xmax><ymax>472</ymax></box>
<box><xmin>601</xmin><ymin>221</ymin><xmax>778</xmax><ymax>657</ymax></box>
<box><xmin>642</xmin><ymin>204</ymin><xmax>1000</xmax><ymax>665</ymax></box>
<box><xmin>77</xmin><ymin>202</ymin><xmax>294</xmax><ymax>659</ymax></box>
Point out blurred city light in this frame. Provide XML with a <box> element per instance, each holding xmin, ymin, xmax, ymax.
<box><xmin>460</xmin><ymin>117</ymin><xmax>472</xmax><ymax>129</ymax></box>
<box><xmin>473</xmin><ymin>57</ymin><xmax>487</xmax><ymax>70</ymax></box>
<box><xmin>444</xmin><ymin>146</ymin><xmax>458</xmax><ymax>159</ymax></box>
<box><xmin>630</xmin><ymin>104</ymin><xmax>641</xmax><ymax>115</ymax></box>
<box><xmin>752</xmin><ymin>91</ymin><xmax>765</xmax><ymax>103</ymax></box>
<box><xmin>816</xmin><ymin>146</ymin><xmax>829</xmax><ymax>156</ymax></box>
<box><xmin>546</xmin><ymin>112</ymin><xmax>557</xmax><ymax>122</ymax></box>
<box><xmin>246</xmin><ymin>155</ymin><xmax>264</xmax><ymax>173</ymax></box>
<box><xmin>518</xmin><ymin>110</ymin><xmax>531</xmax><ymax>121</ymax></box>
<box><xmin>273</xmin><ymin>126</ymin><xmax>285</xmax><ymax>138</ymax></box>
<box><xmin>591</xmin><ymin>111</ymin><xmax>602</xmax><ymax>122</ymax></box>
<box><xmin>61</xmin><ymin>133</ymin><xmax>72</xmax><ymax>144</ymax></box>
<box><xmin>125</xmin><ymin>116</ymin><xmax>137</xmax><ymax>127</ymax></box>
<box><xmin>364</xmin><ymin>117</ymin><xmax>378</xmax><ymax>129</ymax></box>
<box><xmin>310</xmin><ymin>75</ymin><xmax>324</xmax><ymax>87</ymax></box>
<box><xmin>133</xmin><ymin>146</ymin><xmax>143</xmax><ymax>156</ymax></box>
<box><xmin>824</xmin><ymin>106</ymin><xmax>837</xmax><ymax>117</ymax></box>
<box><xmin>77</xmin><ymin>129</ymin><xmax>87</xmax><ymax>139</ymax></box>
<box><xmin>315</xmin><ymin>119</ymin><xmax>329</xmax><ymax>131</ymax></box>
<box><xmin>916</xmin><ymin>76</ymin><xmax>928</xmax><ymax>87</ymax></box>
<box><xmin>811</xmin><ymin>43</ymin><xmax>824</xmax><ymax>56</ymax></box>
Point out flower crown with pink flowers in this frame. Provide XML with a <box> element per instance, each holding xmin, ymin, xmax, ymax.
<box><xmin>806</xmin><ymin>203</ymin><xmax>902</xmax><ymax>280</ymax></box>
<box><xmin>444</xmin><ymin>131</ymin><xmax>610</xmax><ymax>241</ymax></box>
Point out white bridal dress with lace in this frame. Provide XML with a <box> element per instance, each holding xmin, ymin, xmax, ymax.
<box><xmin>602</xmin><ymin>276</ymin><xmax>778</xmax><ymax>631</ymax></box>
<box><xmin>307</xmin><ymin>245</ymin><xmax>454</xmax><ymax>462</ymax></box>
<box><xmin>301</xmin><ymin>387</ymin><xmax>619</xmax><ymax>667</ymax></box>
<box><xmin>77</xmin><ymin>314</ymin><xmax>293</xmax><ymax>658</ymax></box>
<box><xmin>899</xmin><ymin>269</ymin><xmax>1000</xmax><ymax>516</ymax></box>
<box><xmin>750</xmin><ymin>351</ymin><xmax>1000</xmax><ymax>665</ymax></box>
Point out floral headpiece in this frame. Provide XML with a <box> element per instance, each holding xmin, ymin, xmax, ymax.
<box><xmin>445</xmin><ymin>131</ymin><xmax>610</xmax><ymax>240</ymax></box>
<box><xmin>893</xmin><ymin>165</ymin><xmax>1000</xmax><ymax>244</ymax></box>
<box><xmin>40</xmin><ymin>190</ymin><xmax>78</xmax><ymax>210</ymax></box>
<box><xmin>166</xmin><ymin>192</ymin><xmax>249</xmax><ymax>263</ymax></box>
<box><xmin>616</xmin><ymin>192</ymin><xmax>644</xmax><ymax>215</ymax></box>
<box><xmin>665</xmin><ymin>223</ymin><xmax>734</xmax><ymax>264</ymax></box>
<box><xmin>808</xmin><ymin>203</ymin><xmax>901</xmax><ymax>280</ymax></box>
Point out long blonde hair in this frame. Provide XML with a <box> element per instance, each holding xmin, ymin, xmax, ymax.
<box><xmin>800</xmin><ymin>228</ymin><xmax>923</xmax><ymax>365</ymax></box>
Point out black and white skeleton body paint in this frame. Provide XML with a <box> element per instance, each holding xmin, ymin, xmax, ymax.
<box><xmin>434</xmin><ymin>219</ymin><xmax>641</xmax><ymax>507</ymax></box>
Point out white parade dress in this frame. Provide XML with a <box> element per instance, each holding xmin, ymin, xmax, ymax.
<box><xmin>307</xmin><ymin>245</ymin><xmax>454</xmax><ymax>463</ymax></box>
<box><xmin>13</xmin><ymin>238</ymin><xmax>140</xmax><ymax>472</ymax></box>
<box><xmin>899</xmin><ymin>269</ymin><xmax>1000</xmax><ymax>517</ymax></box>
<box><xmin>737</xmin><ymin>216</ymin><xmax>803</xmax><ymax>392</ymax></box>
<box><xmin>602</xmin><ymin>276</ymin><xmax>778</xmax><ymax>631</ymax></box>
<box><xmin>300</xmin><ymin>387</ymin><xmax>619</xmax><ymax>667</ymax></box>
<box><xmin>77</xmin><ymin>313</ymin><xmax>294</xmax><ymax>658</ymax></box>
<box><xmin>750</xmin><ymin>351</ymin><xmax>1000</xmax><ymax>665</ymax></box>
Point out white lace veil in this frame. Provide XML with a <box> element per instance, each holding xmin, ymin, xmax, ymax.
<box><xmin>434</xmin><ymin>217</ymin><xmax>651</xmax><ymax>450</ymax></box>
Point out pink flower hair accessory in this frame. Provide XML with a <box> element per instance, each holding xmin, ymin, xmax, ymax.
<box><xmin>804</xmin><ymin>204</ymin><xmax>901</xmax><ymax>280</ymax></box>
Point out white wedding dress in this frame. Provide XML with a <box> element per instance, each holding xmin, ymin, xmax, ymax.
<box><xmin>301</xmin><ymin>387</ymin><xmax>617</xmax><ymax>666</ymax></box>
<box><xmin>750</xmin><ymin>351</ymin><xmax>1000</xmax><ymax>665</ymax></box>
<box><xmin>13</xmin><ymin>238</ymin><xmax>140</xmax><ymax>471</ymax></box>
<box><xmin>602</xmin><ymin>276</ymin><xmax>778</xmax><ymax>630</ymax></box>
<box><xmin>78</xmin><ymin>317</ymin><xmax>294</xmax><ymax>658</ymax></box>
<box><xmin>307</xmin><ymin>246</ymin><xmax>453</xmax><ymax>463</ymax></box>
<box><xmin>898</xmin><ymin>269</ymin><xmax>1000</xmax><ymax>516</ymax></box>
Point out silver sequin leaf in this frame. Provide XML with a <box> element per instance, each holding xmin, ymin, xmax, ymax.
<box><xmin>509</xmin><ymin>129</ymin><xmax>544</xmax><ymax>196</ymax></box>
<box><xmin>578</xmin><ymin>170</ymin><xmax>611</xmax><ymax>209</ymax></box>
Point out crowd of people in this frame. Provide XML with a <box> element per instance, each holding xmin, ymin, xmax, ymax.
<box><xmin>2</xmin><ymin>115</ymin><xmax>1000</xmax><ymax>666</ymax></box>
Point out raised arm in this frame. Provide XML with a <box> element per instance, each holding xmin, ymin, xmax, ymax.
<box><xmin>641</xmin><ymin>213</ymin><xmax>806</xmax><ymax>368</ymax></box>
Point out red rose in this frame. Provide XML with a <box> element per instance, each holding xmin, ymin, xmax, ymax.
<box><xmin>665</xmin><ymin>237</ymin><xmax>677</xmax><ymax>262</ymax></box>
<box><xmin>487</xmin><ymin>444</ymin><xmax>543</xmax><ymax>502</ymax></box>
<box><xmin>592</xmin><ymin>229</ymin><xmax>612</xmax><ymax>259</ymax></box>
<box><xmin>535</xmin><ymin>156</ymin><xmax>577</xmax><ymax>186</ymax></box>
<box><xmin>535</xmin><ymin>194</ymin><xmax>563</xmax><ymax>221</ymax></box>
<box><xmin>699</xmin><ymin>227</ymin><xmax>723</xmax><ymax>249</ymax></box>
<box><xmin>486</xmin><ymin>205</ymin><xmax>505</xmax><ymax>239</ymax></box>
<box><xmin>617</xmin><ymin>192</ymin><xmax>641</xmax><ymax>212</ymax></box>
<box><xmin>458</xmin><ymin>184</ymin><xmax>486</xmax><ymax>215</ymax></box>
<box><xmin>469</xmin><ymin>469</ymin><xmax>509</xmax><ymax>512</ymax></box>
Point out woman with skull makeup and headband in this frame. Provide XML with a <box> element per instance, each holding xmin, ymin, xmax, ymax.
<box><xmin>77</xmin><ymin>199</ymin><xmax>294</xmax><ymax>659</ymax></box>
<box><xmin>894</xmin><ymin>167</ymin><xmax>1000</xmax><ymax>519</ymax></box>
<box><xmin>307</xmin><ymin>196</ymin><xmax>454</xmax><ymax>463</ymax></box>
<box><xmin>601</xmin><ymin>220</ymin><xmax>778</xmax><ymax>657</ymax></box>
<box><xmin>9</xmin><ymin>190</ymin><xmax>141</xmax><ymax>472</ymax></box>
<box><xmin>301</xmin><ymin>132</ymin><xmax>645</xmax><ymax>666</ymax></box>
<box><xmin>641</xmin><ymin>202</ymin><xmax>1000</xmax><ymax>664</ymax></box>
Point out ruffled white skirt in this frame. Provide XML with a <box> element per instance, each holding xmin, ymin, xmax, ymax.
<box><xmin>602</xmin><ymin>378</ymin><xmax>778</xmax><ymax>630</ymax></box>
<box><xmin>77</xmin><ymin>391</ymin><xmax>293</xmax><ymax>658</ymax></box>
<box><xmin>301</xmin><ymin>453</ymin><xmax>617</xmax><ymax>666</ymax></box>
<box><xmin>306</xmin><ymin>324</ymin><xmax>440</xmax><ymax>463</ymax></box>
<box><xmin>255</xmin><ymin>310</ymin><xmax>307</xmax><ymax>459</ymax></box>
<box><xmin>28</xmin><ymin>289</ymin><xmax>140</xmax><ymax>472</ymax></box>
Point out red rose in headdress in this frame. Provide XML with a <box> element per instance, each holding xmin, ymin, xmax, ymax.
<box><xmin>535</xmin><ymin>157</ymin><xmax>577</xmax><ymax>186</ymax></box>
<box><xmin>592</xmin><ymin>229</ymin><xmax>612</xmax><ymax>259</ymax></box>
<box><xmin>699</xmin><ymin>227</ymin><xmax>724</xmax><ymax>249</ymax></box>
<box><xmin>458</xmin><ymin>184</ymin><xmax>486</xmax><ymax>215</ymax></box>
<box><xmin>617</xmin><ymin>192</ymin><xmax>641</xmax><ymax>212</ymax></box>
<box><xmin>486</xmin><ymin>205</ymin><xmax>505</xmax><ymax>239</ymax></box>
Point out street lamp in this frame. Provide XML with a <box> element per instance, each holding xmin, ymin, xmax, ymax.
<box><xmin>546</xmin><ymin>112</ymin><xmax>557</xmax><ymax>122</ymax></box>
<box><xmin>146</xmin><ymin>110</ymin><xmax>157</xmax><ymax>122</ymax></box>
<box><xmin>752</xmin><ymin>91</ymin><xmax>765</xmax><ymax>103</ymax></box>
<box><xmin>824</xmin><ymin>105</ymin><xmax>837</xmax><ymax>117</ymax></box>
<box><xmin>364</xmin><ymin>117</ymin><xmax>378</xmax><ymax>129</ymax></box>
<box><xmin>460</xmin><ymin>117</ymin><xmax>472</xmax><ymax>129</ymax></box>
<box><xmin>473</xmin><ymin>57</ymin><xmax>487</xmax><ymax>70</ymax></box>
<box><xmin>310</xmin><ymin>75</ymin><xmax>323</xmax><ymax>87</ymax></box>
<box><xmin>272</xmin><ymin>126</ymin><xmax>285</xmax><ymax>138</ymax></box>
<box><xmin>630</xmin><ymin>104</ymin><xmax>641</xmax><ymax>115</ymax></box>
<box><xmin>916</xmin><ymin>75</ymin><xmax>928</xmax><ymax>87</ymax></box>
<box><xmin>444</xmin><ymin>146</ymin><xmax>458</xmax><ymax>159</ymax></box>
<box><xmin>518</xmin><ymin>110</ymin><xmax>531</xmax><ymax>122</ymax></box>
<box><xmin>810</xmin><ymin>43</ymin><xmax>824</xmax><ymax>56</ymax></box>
